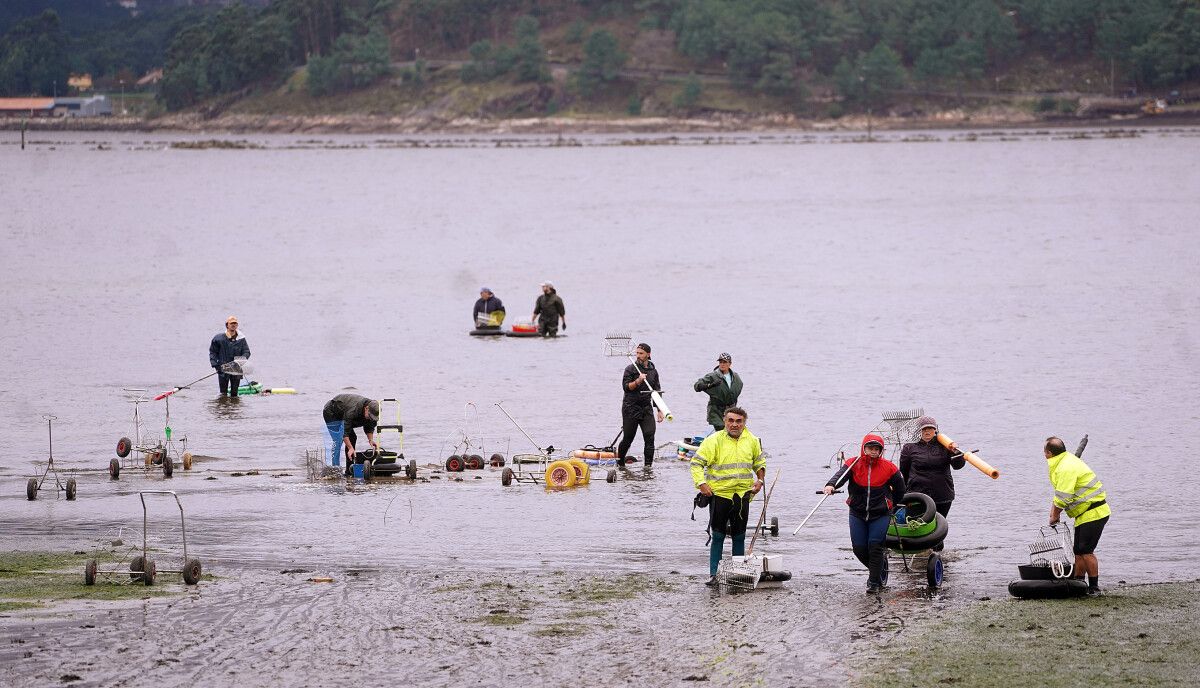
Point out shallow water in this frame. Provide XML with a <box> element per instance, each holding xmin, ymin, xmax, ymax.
<box><xmin>1</xmin><ymin>127</ymin><xmax>1198</xmax><ymax>611</ymax></box>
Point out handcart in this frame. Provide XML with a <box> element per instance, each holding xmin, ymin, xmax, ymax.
<box><xmin>441</xmin><ymin>403</ymin><xmax>507</xmax><ymax>472</ymax></box>
<box><xmin>494</xmin><ymin>402</ymin><xmax>616</xmax><ymax>487</ymax></box>
<box><xmin>84</xmin><ymin>490</ymin><xmax>203</xmax><ymax>586</ymax></box>
<box><xmin>715</xmin><ymin>470</ymin><xmax>789</xmax><ymax>591</ymax></box>
<box><xmin>111</xmin><ymin>388</ymin><xmax>191</xmax><ymax>479</ymax></box>
<box><xmin>884</xmin><ymin>491</ymin><xmax>948</xmax><ymax>588</ymax></box>
<box><xmin>26</xmin><ymin>415</ymin><xmax>78</xmax><ymax>501</ymax></box>
<box><xmin>355</xmin><ymin>398</ymin><xmax>418</xmax><ymax>482</ymax></box>
<box><xmin>1008</xmin><ymin>522</ymin><xmax>1089</xmax><ymax>598</ymax></box>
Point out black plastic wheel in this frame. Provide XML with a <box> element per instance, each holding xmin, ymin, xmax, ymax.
<box><xmin>84</xmin><ymin>559</ymin><xmax>97</xmax><ymax>586</ymax></box>
<box><xmin>129</xmin><ymin>556</ymin><xmax>145</xmax><ymax>581</ymax></box>
<box><xmin>880</xmin><ymin>555</ymin><xmax>890</xmax><ymax>586</ymax></box>
<box><xmin>26</xmin><ymin>478</ymin><xmax>37</xmax><ymax>501</ymax></box>
<box><xmin>182</xmin><ymin>558</ymin><xmax>202</xmax><ymax>585</ymax></box>
<box><xmin>143</xmin><ymin>559</ymin><xmax>156</xmax><ymax>586</ymax></box>
<box><xmin>109</xmin><ymin>458</ymin><xmax>120</xmax><ymax>480</ymax></box>
<box><xmin>406</xmin><ymin>459</ymin><xmax>418</xmax><ymax>480</ymax></box>
<box><xmin>465</xmin><ymin>454</ymin><xmax>484</xmax><ymax>470</ymax></box>
<box><xmin>363</xmin><ymin>461</ymin><xmax>374</xmax><ymax>480</ymax></box>
<box><xmin>927</xmin><ymin>553</ymin><xmax>944</xmax><ymax>588</ymax></box>
<box><xmin>163</xmin><ymin>456</ymin><xmax>174</xmax><ymax>478</ymax></box>
<box><xmin>66</xmin><ymin>478</ymin><xmax>77</xmax><ymax>501</ymax></box>
<box><xmin>770</xmin><ymin>516</ymin><xmax>779</xmax><ymax>536</ymax></box>
<box><xmin>445</xmin><ymin>455</ymin><xmax>464</xmax><ymax>472</ymax></box>
<box><xmin>116</xmin><ymin>437</ymin><xmax>132</xmax><ymax>458</ymax></box>
<box><xmin>606</xmin><ymin>469</ymin><xmax>617</xmax><ymax>483</ymax></box>
<box><xmin>501</xmin><ymin>467</ymin><xmax>514</xmax><ymax>487</ymax></box>
<box><xmin>490</xmin><ymin>453</ymin><xmax>505</xmax><ymax>468</ymax></box>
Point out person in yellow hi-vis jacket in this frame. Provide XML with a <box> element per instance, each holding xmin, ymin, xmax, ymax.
<box><xmin>691</xmin><ymin>407</ymin><xmax>765</xmax><ymax>587</ymax></box>
<box><xmin>1045</xmin><ymin>436</ymin><xmax>1111</xmax><ymax>596</ymax></box>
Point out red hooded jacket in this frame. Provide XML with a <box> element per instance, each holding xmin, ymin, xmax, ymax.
<box><xmin>826</xmin><ymin>433</ymin><xmax>906</xmax><ymax>519</ymax></box>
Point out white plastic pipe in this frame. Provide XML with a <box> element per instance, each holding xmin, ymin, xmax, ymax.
<box><xmin>628</xmin><ymin>356</ymin><xmax>673</xmax><ymax>421</ymax></box>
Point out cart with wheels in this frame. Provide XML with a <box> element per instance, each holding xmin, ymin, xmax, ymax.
<box><xmin>84</xmin><ymin>490</ymin><xmax>203</xmax><ymax>587</ymax></box>
<box><xmin>111</xmin><ymin>388</ymin><xmax>192</xmax><ymax>480</ymax></box>
<box><xmin>356</xmin><ymin>398</ymin><xmax>419</xmax><ymax>482</ymax></box>
<box><xmin>884</xmin><ymin>491</ymin><xmax>948</xmax><ymax>588</ymax></box>
<box><xmin>441</xmin><ymin>403</ymin><xmax>508</xmax><ymax>473</ymax></box>
<box><xmin>494</xmin><ymin>402</ymin><xmax>617</xmax><ymax>487</ymax></box>
<box><xmin>26</xmin><ymin>415</ymin><xmax>78</xmax><ymax>501</ymax></box>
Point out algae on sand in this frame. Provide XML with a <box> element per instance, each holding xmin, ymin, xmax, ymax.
<box><xmin>0</xmin><ymin>551</ymin><xmax>175</xmax><ymax>610</ymax></box>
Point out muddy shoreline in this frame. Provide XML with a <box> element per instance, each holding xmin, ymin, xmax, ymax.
<box><xmin>3</xmin><ymin>110</ymin><xmax>1197</xmax><ymax>136</ymax></box>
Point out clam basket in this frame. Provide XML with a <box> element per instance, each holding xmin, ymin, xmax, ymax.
<box><xmin>1020</xmin><ymin>523</ymin><xmax>1075</xmax><ymax>579</ymax></box>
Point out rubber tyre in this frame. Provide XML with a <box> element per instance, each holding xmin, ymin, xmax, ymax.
<box><xmin>143</xmin><ymin>559</ymin><xmax>157</xmax><ymax>586</ymax></box>
<box><xmin>26</xmin><ymin>478</ymin><xmax>37</xmax><ymax>501</ymax></box>
<box><xmin>897</xmin><ymin>492</ymin><xmax>937</xmax><ymax>523</ymax></box>
<box><xmin>163</xmin><ymin>455</ymin><xmax>174</xmax><ymax>478</ymax></box>
<box><xmin>606</xmin><ymin>469</ymin><xmax>617</xmax><ymax>483</ymax></box>
<box><xmin>501</xmin><ymin>467</ymin><xmax>514</xmax><ymax>487</ymax></box>
<box><xmin>770</xmin><ymin>516</ymin><xmax>779</xmax><ymax>536</ymax></box>
<box><xmin>567</xmin><ymin>459</ymin><xmax>590</xmax><ymax>485</ymax></box>
<box><xmin>109</xmin><ymin>458</ymin><xmax>120</xmax><ymax>480</ymax></box>
<box><xmin>445</xmin><ymin>455</ymin><xmax>464</xmax><ymax>472</ymax></box>
<box><xmin>927</xmin><ymin>553</ymin><xmax>944</xmax><ymax>588</ymax></box>
<box><xmin>406</xmin><ymin>459</ymin><xmax>418</xmax><ymax>480</ymax></box>
<box><xmin>545</xmin><ymin>460</ymin><xmax>576</xmax><ymax>488</ymax></box>
<box><xmin>84</xmin><ymin>559</ymin><xmax>97</xmax><ymax>586</ymax></box>
<box><xmin>490</xmin><ymin>453</ymin><xmax>505</xmax><ymax>468</ymax></box>
<box><xmin>465</xmin><ymin>454</ymin><xmax>484</xmax><ymax>470</ymax></box>
<box><xmin>1008</xmin><ymin>578</ymin><xmax>1088</xmax><ymax>599</ymax></box>
<box><xmin>182</xmin><ymin>558</ymin><xmax>202</xmax><ymax>585</ymax></box>
<box><xmin>880</xmin><ymin>555</ymin><xmax>889</xmax><ymax>586</ymax></box>
<box><xmin>363</xmin><ymin>461</ymin><xmax>374</xmax><ymax>481</ymax></box>
<box><xmin>182</xmin><ymin>451</ymin><xmax>193</xmax><ymax>470</ymax></box>
<box><xmin>888</xmin><ymin>516</ymin><xmax>938</xmax><ymax>539</ymax></box>
<box><xmin>886</xmin><ymin>513</ymin><xmax>948</xmax><ymax>551</ymax></box>
<box><xmin>129</xmin><ymin>556</ymin><xmax>145</xmax><ymax>581</ymax></box>
<box><xmin>116</xmin><ymin>437</ymin><xmax>132</xmax><ymax>458</ymax></box>
<box><xmin>759</xmin><ymin>570</ymin><xmax>792</xmax><ymax>583</ymax></box>
<box><xmin>66</xmin><ymin>478</ymin><xmax>77</xmax><ymax>501</ymax></box>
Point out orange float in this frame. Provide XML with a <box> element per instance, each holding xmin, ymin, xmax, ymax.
<box><xmin>937</xmin><ymin>433</ymin><xmax>999</xmax><ymax>479</ymax></box>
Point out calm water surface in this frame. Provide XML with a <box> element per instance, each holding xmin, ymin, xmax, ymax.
<box><xmin>0</xmin><ymin>127</ymin><xmax>1197</xmax><ymax>595</ymax></box>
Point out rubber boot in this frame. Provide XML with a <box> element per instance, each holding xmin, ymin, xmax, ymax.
<box><xmin>709</xmin><ymin>531</ymin><xmax>727</xmax><ymax>576</ymax></box>
<box><xmin>852</xmin><ymin>545</ymin><xmax>870</xmax><ymax>568</ymax></box>
<box><xmin>731</xmin><ymin>533</ymin><xmax>746</xmax><ymax>558</ymax></box>
<box><xmin>867</xmin><ymin>542</ymin><xmax>886</xmax><ymax>586</ymax></box>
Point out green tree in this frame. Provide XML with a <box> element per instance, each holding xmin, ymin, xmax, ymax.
<box><xmin>755</xmin><ymin>50</ymin><xmax>795</xmax><ymax>96</ymax></box>
<box><xmin>512</xmin><ymin>15</ymin><xmax>546</xmax><ymax>83</ymax></box>
<box><xmin>673</xmin><ymin>72</ymin><xmax>702</xmax><ymax>111</ymax></box>
<box><xmin>576</xmin><ymin>28</ymin><xmax>626</xmax><ymax>96</ymax></box>
<box><xmin>307</xmin><ymin>27</ymin><xmax>391</xmax><ymax>96</ymax></box>
<box><xmin>0</xmin><ymin>9</ymin><xmax>70</xmax><ymax>96</ymax></box>
<box><xmin>834</xmin><ymin>42</ymin><xmax>906</xmax><ymax>110</ymax></box>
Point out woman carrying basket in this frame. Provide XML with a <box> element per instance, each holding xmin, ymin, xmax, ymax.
<box><xmin>823</xmin><ymin>434</ymin><xmax>905</xmax><ymax>594</ymax></box>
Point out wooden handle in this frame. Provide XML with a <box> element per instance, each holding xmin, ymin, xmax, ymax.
<box><xmin>937</xmin><ymin>432</ymin><xmax>999</xmax><ymax>479</ymax></box>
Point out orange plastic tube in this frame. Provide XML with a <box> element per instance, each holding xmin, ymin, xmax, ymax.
<box><xmin>937</xmin><ymin>433</ymin><xmax>999</xmax><ymax>479</ymax></box>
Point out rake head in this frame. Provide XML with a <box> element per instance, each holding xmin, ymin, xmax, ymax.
<box><xmin>881</xmin><ymin>408</ymin><xmax>924</xmax><ymax>422</ymax></box>
<box><xmin>603</xmin><ymin>331</ymin><xmax>634</xmax><ymax>357</ymax></box>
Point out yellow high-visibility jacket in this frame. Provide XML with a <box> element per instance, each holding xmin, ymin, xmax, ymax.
<box><xmin>1048</xmin><ymin>451</ymin><xmax>1111</xmax><ymax>526</ymax></box>
<box><xmin>691</xmin><ymin>429</ymin><xmax>765</xmax><ymax>499</ymax></box>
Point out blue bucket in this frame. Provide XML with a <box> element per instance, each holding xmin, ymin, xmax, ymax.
<box><xmin>352</xmin><ymin>463</ymin><xmax>364</xmax><ymax>479</ymax></box>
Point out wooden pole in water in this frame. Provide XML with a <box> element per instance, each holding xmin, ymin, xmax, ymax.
<box><xmin>21</xmin><ymin>117</ymin><xmax>26</xmax><ymax>150</ymax></box>
<box><xmin>937</xmin><ymin>432</ymin><xmax>999</xmax><ymax>479</ymax></box>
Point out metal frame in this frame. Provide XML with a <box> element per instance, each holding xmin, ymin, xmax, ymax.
<box><xmin>112</xmin><ymin>388</ymin><xmax>189</xmax><ymax>478</ymax></box>
<box><xmin>84</xmin><ymin>490</ymin><xmax>202</xmax><ymax>586</ymax></box>
<box><xmin>26</xmin><ymin>414</ymin><xmax>77</xmax><ymax>500</ymax></box>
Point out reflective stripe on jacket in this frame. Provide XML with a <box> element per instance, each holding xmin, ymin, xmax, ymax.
<box><xmin>1047</xmin><ymin>451</ymin><xmax>1111</xmax><ymax>526</ymax></box>
<box><xmin>690</xmin><ymin>429</ymin><xmax>764</xmax><ymax>499</ymax></box>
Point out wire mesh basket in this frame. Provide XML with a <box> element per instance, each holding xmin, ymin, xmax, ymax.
<box><xmin>1026</xmin><ymin>523</ymin><xmax>1074</xmax><ymax>578</ymax></box>
<box><xmin>717</xmin><ymin>554</ymin><xmax>762</xmax><ymax>591</ymax></box>
<box><xmin>603</xmin><ymin>331</ymin><xmax>635</xmax><ymax>357</ymax></box>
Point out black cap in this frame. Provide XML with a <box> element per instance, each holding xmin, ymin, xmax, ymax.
<box><xmin>636</xmin><ymin>342</ymin><xmax>651</xmax><ymax>353</ymax></box>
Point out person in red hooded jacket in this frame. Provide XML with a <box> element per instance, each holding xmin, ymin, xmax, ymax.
<box><xmin>824</xmin><ymin>434</ymin><xmax>906</xmax><ymax>594</ymax></box>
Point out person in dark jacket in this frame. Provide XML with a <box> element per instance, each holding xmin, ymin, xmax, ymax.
<box><xmin>693</xmin><ymin>353</ymin><xmax>743</xmax><ymax>432</ymax></box>
<box><xmin>472</xmin><ymin>287</ymin><xmax>505</xmax><ymax>328</ymax></box>
<box><xmin>322</xmin><ymin>394</ymin><xmax>379</xmax><ymax>476</ymax></box>
<box><xmin>617</xmin><ymin>342</ymin><xmax>663</xmax><ymax>467</ymax></box>
<box><xmin>531</xmin><ymin>282</ymin><xmax>565</xmax><ymax>337</ymax></box>
<box><xmin>899</xmin><ymin>416</ymin><xmax>964</xmax><ymax>518</ymax></box>
<box><xmin>824</xmin><ymin>433</ymin><xmax>906</xmax><ymax>594</ymax></box>
<box><xmin>208</xmin><ymin>316</ymin><xmax>250</xmax><ymax>397</ymax></box>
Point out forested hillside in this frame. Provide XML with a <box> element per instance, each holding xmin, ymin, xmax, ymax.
<box><xmin>4</xmin><ymin>0</ymin><xmax>1198</xmax><ymax>122</ymax></box>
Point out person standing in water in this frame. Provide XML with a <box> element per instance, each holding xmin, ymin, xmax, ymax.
<box><xmin>531</xmin><ymin>281</ymin><xmax>565</xmax><ymax>337</ymax></box>
<box><xmin>824</xmin><ymin>434</ymin><xmax>906</xmax><ymax>594</ymax></box>
<box><xmin>209</xmin><ymin>315</ymin><xmax>249</xmax><ymax>397</ymax></box>
<box><xmin>691</xmin><ymin>407</ymin><xmax>765</xmax><ymax>586</ymax></box>
<box><xmin>473</xmin><ymin>287</ymin><xmax>505</xmax><ymax>328</ymax></box>
<box><xmin>694</xmin><ymin>353</ymin><xmax>743</xmax><ymax>433</ymax></box>
<box><xmin>899</xmin><ymin>415</ymin><xmax>964</xmax><ymax>551</ymax></box>
<box><xmin>618</xmin><ymin>342</ymin><xmax>663</xmax><ymax>466</ymax></box>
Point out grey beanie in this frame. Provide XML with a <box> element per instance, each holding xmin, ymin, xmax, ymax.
<box><xmin>916</xmin><ymin>415</ymin><xmax>938</xmax><ymax>431</ymax></box>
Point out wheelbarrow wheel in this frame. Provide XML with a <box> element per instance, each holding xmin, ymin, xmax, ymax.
<box><xmin>182</xmin><ymin>451</ymin><xmax>193</xmax><ymax>470</ymax></box>
<box><xmin>142</xmin><ymin>559</ymin><xmax>157</xmax><ymax>586</ymax></box>
<box><xmin>445</xmin><ymin>455</ymin><xmax>464</xmax><ymax>472</ymax></box>
<box><xmin>363</xmin><ymin>461</ymin><xmax>374</xmax><ymax>481</ymax></box>
<box><xmin>182</xmin><ymin>558</ymin><xmax>203</xmax><ymax>585</ymax></box>
<box><xmin>84</xmin><ymin>559</ymin><xmax>97</xmax><ymax>586</ymax></box>
<box><xmin>26</xmin><ymin>478</ymin><xmax>37</xmax><ymax>501</ymax></box>
<box><xmin>129</xmin><ymin>556</ymin><xmax>145</xmax><ymax>581</ymax></box>
<box><xmin>116</xmin><ymin>437</ymin><xmax>132</xmax><ymax>458</ymax></box>
<box><xmin>501</xmin><ymin>467</ymin><xmax>514</xmax><ymax>487</ymax></box>
<box><xmin>465</xmin><ymin>454</ymin><xmax>484</xmax><ymax>470</ymax></box>
<box><xmin>490</xmin><ymin>453</ymin><xmax>506</xmax><ymax>468</ymax></box>
<box><xmin>406</xmin><ymin>459</ymin><xmax>417</xmax><ymax>480</ymax></box>
<box><xmin>770</xmin><ymin>516</ymin><xmax>779</xmax><ymax>536</ymax></box>
<box><xmin>545</xmin><ymin>460</ymin><xmax>576</xmax><ymax>488</ymax></box>
<box><xmin>927</xmin><ymin>553</ymin><xmax>944</xmax><ymax>588</ymax></box>
<box><xmin>109</xmin><ymin>458</ymin><xmax>120</xmax><ymax>480</ymax></box>
<box><xmin>880</xmin><ymin>555</ymin><xmax>890</xmax><ymax>587</ymax></box>
<box><xmin>163</xmin><ymin>455</ymin><xmax>174</xmax><ymax>478</ymax></box>
<box><xmin>606</xmin><ymin>469</ymin><xmax>617</xmax><ymax>483</ymax></box>
<box><xmin>66</xmin><ymin>478</ymin><xmax>77</xmax><ymax>501</ymax></box>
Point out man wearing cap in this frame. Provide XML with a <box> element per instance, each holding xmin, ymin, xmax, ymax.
<box><xmin>322</xmin><ymin>394</ymin><xmax>380</xmax><ymax>476</ymax></box>
<box><xmin>694</xmin><ymin>353</ymin><xmax>743</xmax><ymax>433</ymax></box>
<box><xmin>473</xmin><ymin>287</ymin><xmax>505</xmax><ymax>328</ymax></box>
<box><xmin>209</xmin><ymin>316</ymin><xmax>250</xmax><ymax>397</ymax></box>
<box><xmin>617</xmin><ymin>342</ymin><xmax>663</xmax><ymax>466</ymax></box>
<box><xmin>531</xmin><ymin>282</ymin><xmax>566</xmax><ymax>337</ymax></box>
